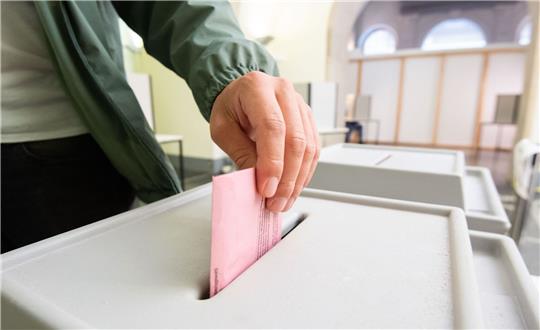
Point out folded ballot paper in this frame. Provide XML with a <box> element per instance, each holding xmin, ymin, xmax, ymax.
<box><xmin>210</xmin><ymin>168</ymin><xmax>282</xmax><ymax>297</ymax></box>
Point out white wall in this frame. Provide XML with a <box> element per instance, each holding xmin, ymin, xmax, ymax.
<box><xmin>437</xmin><ymin>55</ymin><xmax>483</xmax><ymax>146</ymax></box>
<box><xmin>480</xmin><ymin>53</ymin><xmax>526</xmax><ymax>148</ymax></box>
<box><xmin>360</xmin><ymin>60</ymin><xmax>400</xmax><ymax>142</ymax></box>
<box><xmin>233</xmin><ymin>2</ymin><xmax>333</xmax><ymax>83</ymax></box>
<box><xmin>353</xmin><ymin>47</ymin><xmax>526</xmax><ymax>148</ymax></box>
<box><xmin>399</xmin><ymin>57</ymin><xmax>441</xmax><ymax>144</ymax></box>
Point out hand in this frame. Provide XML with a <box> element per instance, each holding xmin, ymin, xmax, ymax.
<box><xmin>210</xmin><ymin>71</ymin><xmax>320</xmax><ymax>212</ymax></box>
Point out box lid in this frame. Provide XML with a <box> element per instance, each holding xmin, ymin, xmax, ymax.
<box><xmin>320</xmin><ymin>143</ymin><xmax>465</xmax><ymax>175</ymax></box>
<box><xmin>1</xmin><ymin>186</ymin><xmax>482</xmax><ymax>328</ymax></box>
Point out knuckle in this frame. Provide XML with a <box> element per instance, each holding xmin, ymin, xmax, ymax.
<box><xmin>304</xmin><ymin>142</ymin><xmax>316</xmax><ymax>158</ymax></box>
<box><xmin>261</xmin><ymin>117</ymin><xmax>286</xmax><ymax>136</ymax></box>
<box><xmin>262</xmin><ymin>158</ymin><xmax>285</xmax><ymax>174</ymax></box>
<box><xmin>286</xmin><ymin>135</ymin><xmax>307</xmax><ymax>156</ymax></box>
<box><xmin>244</xmin><ymin>71</ymin><xmax>266</xmax><ymax>83</ymax></box>
<box><xmin>277</xmin><ymin>180</ymin><xmax>296</xmax><ymax>195</ymax></box>
<box><xmin>210</xmin><ymin>125</ymin><xmax>224</xmax><ymax>142</ymax></box>
<box><xmin>276</xmin><ymin>77</ymin><xmax>294</xmax><ymax>93</ymax></box>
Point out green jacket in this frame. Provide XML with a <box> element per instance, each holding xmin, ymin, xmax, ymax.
<box><xmin>34</xmin><ymin>1</ymin><xmax>278</xmax><ymax>203</ymax></box>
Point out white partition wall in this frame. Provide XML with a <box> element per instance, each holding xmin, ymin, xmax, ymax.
<box><xmin>360</xmin><ymin>60</ymin><xmax>401</xmax><ymax>142</ymax></box>
<box><xmin>480</xmin><ymin>52</ymin><xmax>525</xmax><ymax>149</ymax></box>
<box><xmin>399</xmin><ymin>57</ymin><xmax>441</xmax><ymax>144</ymax></box>
<box><xmin>310</xmin><ymin>82</ymin><xmax>338</xmax><ymax>130</ymax></box>
<box><xmin>352</xmin><ymin>45</ymin><xmax>527</xmax><ymax>149</ymax></box>
<box><xmin>437</xmin><ymin>55</ymin><xmax>484</xmax><ymax>146</ymax></box>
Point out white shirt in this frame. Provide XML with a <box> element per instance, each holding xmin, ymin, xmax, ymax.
<box><xmin>1</xmin><ymin>1</ymin><xmax>89</xmax><ymax>143</ymax></box>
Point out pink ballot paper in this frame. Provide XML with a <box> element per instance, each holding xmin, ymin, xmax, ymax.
<box><xmin>210</xmin><ymin>168</ymin><xmax>282</xmax><ymax>297</ymax></box>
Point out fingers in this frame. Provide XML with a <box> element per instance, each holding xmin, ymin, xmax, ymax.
<box><xmin>239</xmin><ymin>76</ymin><xmax>286</xmax><ymax>198</ymax></box>
<box><xmin>282</xmin><ymin>95</ymin><xmax>319</xmax><ymax>211</ymax></box>
<box><xmin>209</xmin><ymin>71</ymin><xmax>319</xmax><ymax>213</ymax></box>
<box><xmin>266</xmin><ymin>80</ymin><xmax>306</xmax><ymax>212</ymax></box>
<box><xmin>210</xmin><ymin>112</ymin><xmax>257</xmax><ymax>170</ymax></box>
<box><xmin>302</xmin><ymin>103</ymin><xmax>321</xmax><ymax>188</ymax></box>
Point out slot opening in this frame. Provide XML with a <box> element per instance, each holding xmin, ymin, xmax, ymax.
<box><xmin>198</xmin><ymin>212</ymin><xmax>309</xmax><ymax>300</ymax></box>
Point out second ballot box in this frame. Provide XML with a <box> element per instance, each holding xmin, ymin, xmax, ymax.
<box><xmin>309</xmin><ymin>143</ymin><xmax>510</xmax><ymax>234</ymax></box>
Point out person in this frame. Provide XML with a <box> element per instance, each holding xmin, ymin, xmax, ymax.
<box><xmin>1</xmin><ymin>1</ymin><xmax>319</xmax><ymax>252</ymax></box>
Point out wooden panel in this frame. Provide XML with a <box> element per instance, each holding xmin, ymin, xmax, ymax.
<box><xmin>480</xmin><ymin>53</ymin><xmax>526</xmax><ymax>148</ymax></box>
<box><xmin>432</xmin><ymin>56</ymin><xmax>446</xmax><ymax>144</ymax></box>
<box><xmin>394</xmin><ymin>58</ymin><xmax>406</xmax><ymax>143</ymax></box>
<box><xmin>398</xmin><ymin>57</ymin><xmax>441</xmax><ymax>144</ymax></box>
<box><xmin>360</xmin><ymin>59</ymin><xmax>401</xmax><ymax>142</ymax></box>
<box><xmin>437</xmin><ymin>55</ymin><xmax>484</xmax><ymax>146</ymax></box>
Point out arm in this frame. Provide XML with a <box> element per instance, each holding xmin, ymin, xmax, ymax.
<box><xmin>112</xmin><ymin>1</ymin><xmax>277</xmax><ymax>120</ymax></box>
<box><xmin>113</xmin><ymin>1</ymin><xmax>319</xmax><ymax>212</ymax></box>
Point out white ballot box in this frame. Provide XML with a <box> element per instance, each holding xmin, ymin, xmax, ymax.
<box><xmin>310</xmin><ymin>143</ymin><xmax>510</xmax><ymax>234</ymax></box>
<box><xmin>2</xmin><ymin>186</ymin><xmax>483</xmax><ymax>329</ymax></box>
<box><xmin>470</xmin><ymin>231</ymin><xmax>539</xmax><ymax>329</ymax></box>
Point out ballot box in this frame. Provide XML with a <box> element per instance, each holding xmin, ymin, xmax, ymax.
<box><xmin>470</xmin><ymin>231</ymin><xmax>539</xmax><ymax>329</ymax></box>
<box><xmin>2</xmin><ymin>186</ymin><xmax>483</xmax><ymax>328</ymax></box>
<box><xmin>310</xmin><ymin>143</ymin><xmax>510</xmax><ymax>234</ymax></box>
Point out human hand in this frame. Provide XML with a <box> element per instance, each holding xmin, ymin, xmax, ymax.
<box><xmin>210</xmin><ymin>71</ymin><xmax>320</xmax><ymax>212</ymax></box>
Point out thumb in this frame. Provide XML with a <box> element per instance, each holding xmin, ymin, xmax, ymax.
<box><xmin>211</xmin><ymin>119</ymin><xmax>257</xmax><ymax>170</ymax></box>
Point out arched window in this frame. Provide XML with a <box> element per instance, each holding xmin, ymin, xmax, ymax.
<box><xmin>360</xmin><ymin>27</ymin><xmax>397</xmax><ymax>55</ymax></box>
<box><xmin>517</xmin><ymin>17</ymin><xmax>532</xmax><ymax>45</ymax></box>
<box><xmin>422</xmin><ymin>18</ymin><xmax>486</xmax><ymax>51</ymax></box>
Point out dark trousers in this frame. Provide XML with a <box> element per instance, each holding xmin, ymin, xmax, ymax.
<box><xmin>1</xmin><ymin>134</ymin><xmax>135</xmax><ymax>253</ymax></box>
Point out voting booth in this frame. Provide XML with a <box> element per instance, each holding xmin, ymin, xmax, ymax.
<box><xmin>2</xmin><ymin>186</ymin><xmax>485</xmax><ymax>328</ymax></box>
<box><xmin>309</xmin><ymin>143</ymin><xmax>511</xmax><ymax>234</ymax></box>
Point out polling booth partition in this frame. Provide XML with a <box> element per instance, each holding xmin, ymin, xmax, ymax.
<box><xmin>310</xmin><ymin>143</ymin><xmax>511</xmax><ymax>234</ymax></box>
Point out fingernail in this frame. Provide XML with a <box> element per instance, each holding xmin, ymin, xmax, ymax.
<box><xmin>263</xmin><ymin>177</ymin><xmax>279</xmax><ymax>197</ymax></box>
<box><xmin>269</xmin><ymin>197</ymin><xmax>288</xmax><ymax>211</ymax></box>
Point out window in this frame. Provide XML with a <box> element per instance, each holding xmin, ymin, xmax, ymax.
<box><xmin>517</xmin><ymin>18</ymin><xmax>532</xmax><ymax>45</ymax></box>
<box><xmin>360</xmin><ymin>27</ymin><xmax>397</xmax><ymax>55</ymax></box>
<box><xmin>422</xmin><ymin>18</ymin><xmax>486</xmax><ymax>51</ymax></box>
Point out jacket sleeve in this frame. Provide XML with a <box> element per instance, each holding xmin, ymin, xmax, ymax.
<box><xmin>112</xmin><ymin>1</ymin><xmax>279</xmax><ymax>121</ymax></box>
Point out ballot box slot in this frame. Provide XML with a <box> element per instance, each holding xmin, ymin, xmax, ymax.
<box><xmin>199</xmin><ymin>212</ymin><xmax>309</xmax><ymax>300</ymax></box>
<box><xmin>280</xmin><ymin>212</ymin><xmax>308</xmax><ymax>239</ymax></box>
<box><xmin>374</xmin><ymin>154</ymin><xmax>392</xmax><ymax>166</ymax></box>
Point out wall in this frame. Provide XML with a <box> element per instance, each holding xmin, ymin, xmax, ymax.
<box><xmin>122</xmin><ymin>2</ymin><xmax>334</xmax><ymax>173</ymax></box>
<box><xmin>233</xmin><ymin>2</ymin><xmax>333</xmax><ymax>83</ymax></box>
<box><xmin>352</xmin><ymin>46</ymin><xmax>526</xmax><ymax>149</ymax></box>
<box><xmin>327</xmin><ymin>2</ymin><xmax>368</xmax><ymax>126</ymax></box>
<box><xmin>516</xmin><ymin>1</ymin><xmax>539</xmax><ymax>144</ymax></box>
<box><xmin>130</xmin><ymin>52</ymin><xmax>217</xmax><ymax>160</ymax></box>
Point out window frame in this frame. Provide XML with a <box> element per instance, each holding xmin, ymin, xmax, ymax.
<box><xmin>516</xmin><ymin>16</ymin><xmax>532</xmax><ymax>46</ymax></box>
<box><xmin>421</xmin><ymin>18</ymin><xmax>487</xmax><ymax>51</ymax></box>
<box><xmin>358</xmin><ymin>24</ymin><xmax>398</xmax><ymax>56</ymax></box>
